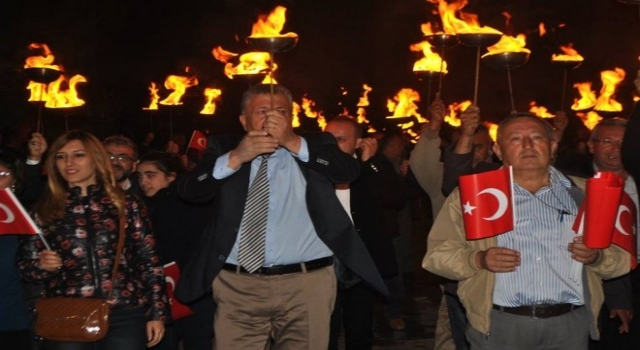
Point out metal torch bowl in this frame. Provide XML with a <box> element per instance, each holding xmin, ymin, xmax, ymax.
<box><xmin>482</xmin><ymin>51</ymin><xmax>530</xmax><ymax>70</ymax></box>
<box><xmin>231</xmin><ymin>72</ymin><xmax>269</xmax><ymax>85</ymax></box>
<box><xmin>24</xmin><ymin>67</ymin><xmax>62</xmax><ymax>84</ymax></box>
<box><xmin>425</xmin><ymin>34</ymin><xmax>459</xmax><ymax>48</ymax></box>
<box><xmin>457</xmin><ymin>33</ymin><xmax>502</xmax><ymax>48</ymax></box>
<box><xmin>550</xmin><ymin>59</ymin><xmax>582</xmax><ymax>70</ymax></box>
<box><xmin>414</xmin><ymin>70</ymin><xmax>445</xmax><ymax>81</ymax></box>
<box><xmin>246</xmin><ymin>35</ymin><xmax>299</xmax><ymax>53</ymax></box>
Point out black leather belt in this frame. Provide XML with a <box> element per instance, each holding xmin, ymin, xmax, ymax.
<box><xmin>493</xmin><ymin>303</ymin><xmax>584</xmax><ymax>319</ymax></box>
<box><xmin>221</xmin><ymin>256</ymin><xmax>333</xmax><ymax>275</ymax></box>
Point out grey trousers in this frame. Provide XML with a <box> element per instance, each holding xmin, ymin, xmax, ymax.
<box><xmin>466</xmin><ymin>307</ymin><xmax>590</xmax><ymax>350</ymax></box>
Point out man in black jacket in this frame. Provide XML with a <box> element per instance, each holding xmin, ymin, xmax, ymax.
<box><xmin>325</xmin><ymin>116</ymin><xmax>399</xmax><ymax>349</ymax></box>
<box><xmin>175</xmin><ymin>84</ymin><xmax>386</xmax><ymax>349</ymax></box>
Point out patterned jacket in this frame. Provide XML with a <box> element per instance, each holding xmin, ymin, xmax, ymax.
<box><xmin>18</xmin><ymin>184</ymin><xmax>169</xmax><ymax>321</ymax></box>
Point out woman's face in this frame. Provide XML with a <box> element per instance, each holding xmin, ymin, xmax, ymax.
<box><xmin>137</xmin><ymin>162</ymin><xmax>175</xmax><ymax>197</ymax></box>
<box><xmin>0</xmin><ymin>164</ymin><xmax>15</xmax><ymax>190</ymax></box>
<box><xmin>55</xmin><ymin>139</ymin><xmax>98</xmax><ymax>192</ymax></box>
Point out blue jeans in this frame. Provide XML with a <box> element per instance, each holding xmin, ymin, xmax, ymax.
<box><xmin>42</xmin><ymin>307</ymin><xmax>147</xmax><ymax>350</ymax></box>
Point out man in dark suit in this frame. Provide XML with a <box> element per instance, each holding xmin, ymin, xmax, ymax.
<box><xmin>325</xmin><ymin>116</ymin><xmax>400</xmax><ymax>349</ymax></box>
<box><xmin>175</xmin><ymin>84</ymin><xmax>386</xmax><ymax>349</ymax></box>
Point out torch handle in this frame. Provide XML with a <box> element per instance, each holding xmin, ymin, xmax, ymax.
<box><xmin>560</xmin><ymin>69</ymin><xmax>568</xmax><ymax>111</ymax></box>
<box><xmin>507</xmin><ymin>69</ymin><xmax>516</xmax><ymax>114</ymax></box>
<box><xmin>438</xmin><ymin>46</ymin><xmax>446</xmax><ymax>94</ymax></box>
<box><xmin>473</xmin><ymin>47</ymin><xmax>480</xmax><ymax>105</ymax></box>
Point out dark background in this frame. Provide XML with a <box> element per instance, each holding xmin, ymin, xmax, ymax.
<box><xmin>1</xmin><ymin>0</ymin><xmax>639</xmax><ymax>146</ymax></box>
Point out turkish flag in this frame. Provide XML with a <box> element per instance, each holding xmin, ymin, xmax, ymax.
<box><xmin>572</xmin><ymin>172</ymin><xmax>624</xmax><ymax>249</ymax></box>
<box><xmin>459</xmin><ymin>167</ymin><xmax>514</xmax><ymax>240</ymax></box>
<box><xmin>187</xmin><ymin>130</ymin><xmax>207</xmax><ymax>152</ymax></box>
<box><xmin>611</xmin><ymin>192</ymin><xmax>637</xmax><ymax>269</ymax></box>
<box><xmin>0</xmin><ymin>188</ymin><xmax>39</xmax><ymax>236</ymax></box>
<box><xmin>163</xmin><ymin>261</ymin><xmax>194</xmax><ymax>320</ymax></box>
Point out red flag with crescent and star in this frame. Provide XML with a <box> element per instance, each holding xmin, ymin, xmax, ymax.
<box><xmin>187</xmin><ymin>130</ymin><xmax>207</xmax><ymax>152</ymax></box>
<box><xmin>459</xmin><ymin>166</ymin><xmax>514</xmax><ymax>240</ymax></box>
<box><xmin>0</xmin><ymin>188</ymin><xmax>39</xmax><ymax>235</ymax></box>
<box><xmin>612</xmin><ymin>192</ymin><xmax>637</xmax><ymax>269</ymax></box>
<box><xmin>163</xmin><ymin>261</ymin><xmax>194</xmax><ymax>320</ymax></box>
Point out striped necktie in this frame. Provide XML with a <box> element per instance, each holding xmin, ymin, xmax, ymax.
<box><xmin>238</xmin><ymin>155</ymin><xmax>270</xmax><ymax>273</ymax></box>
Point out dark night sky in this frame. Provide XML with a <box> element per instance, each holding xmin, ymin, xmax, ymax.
<box><xmin>1</xmin><ymin>0</ymin><xmax>639</xmax><ymax>145</ymax></box>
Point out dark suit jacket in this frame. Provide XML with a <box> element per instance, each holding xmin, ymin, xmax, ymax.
<box><xmin>349</xmin><ymin>153</ymin><xmax>400</xmax><ymax>279</ymax></box>
<box><xmin>174</xmin><ymin>132</ymin><xmax>388</xmax><ymax>302</ymax></box>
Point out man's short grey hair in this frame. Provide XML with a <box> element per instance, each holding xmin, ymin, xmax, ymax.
<box><xmin>103</xmin><ymin>135</ymin><xmax>138</xmax><ymax>160</ymax></box>
<box><xmin>496</xmin><ymin>112</ymin><xmax>555</xmax><ymax>142</ymax></box>
<box><xmin>589</xmin><ymin>117</ymin><xmax>627</xmax><ymax>142</ymax></box>
<box><xmin>240</xmin><ymin>84</ymin><xmax>293</xmax><ymax>115</ymax></box>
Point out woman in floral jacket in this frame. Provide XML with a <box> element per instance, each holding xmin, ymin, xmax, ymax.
<box><xmin>18</xmin><ymin>130</ymin><xmax>169</xmax><ymax>350</ymax></box>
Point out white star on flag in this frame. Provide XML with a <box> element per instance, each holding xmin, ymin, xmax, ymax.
<box><xmin>463</xmin><ymin>201</ymin><xmax>476</xmax><ymax>215</ymax></box>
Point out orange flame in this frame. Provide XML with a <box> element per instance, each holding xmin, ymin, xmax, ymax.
<box><xmin>410</xmin><ymin>41</ymin><xmax>448</xmax><ymax>73</ymax></box>
<box><xmin>386</xmin><ymin>88</ymin><xmax>425</xmax><ymax>130</ymax></box>
<box><xmin>483</xmin><ymin>34</ymin><xmax>530</xmax><ymax>56</ymax></box>
<box><xmin>24</xmin><ymin>43</ymin><xmax>61</xmax><ymax>70</ymax></box>
<box><xmin>214</xmin><ymin>48</ymin><xmax>274</xmax><ymax>78</ymax></box>
<box><xmin>571</xmin><ymin>82</ymin><xmax>597</xmax><ymax>111</ymax></box>
<box><xmin>200</xmin><ymin>88</ymin><xmax>222</xmax><ymax>115</ymax></box>
<box><xmin>529</xmin><ymin>101</ymin><xmax>555</xmax><ymax>118</ymax></box>
<box><xmin>444</xmin><ymin>100</ymin><xmax>472</xmax><ymax>127</ymax></box>
<box><xmin>143</xmin><ymin>82</ymin><xmax>160</xmax><ymax>110</ymax></box>
<box><xmin>302</xmin><ymin>96</ymin><xmax>326</xmax><ymax>130</ymax></box>
<box><xmin>44</xmin><ymin>75</ymin><xmax>88</xmax><ymax>108</ymax></box>
<box><xmin>356</xmin><ymin>84</ymin><xmax>372</xmax><ymax>124</ymax></box>
<box><xmin>552</xmin><ymin>43</ymin><xmax>584</xmax><ymax>62</ymax></box>
<box><xmin>485</xmin><ymin>122</ymin><xmax>498</xmax><ymax>142</ymax></box>
<box><xmin>577</xmin><ymin>111</ymin><xmax>602</xmax><ymax>130</ymax></box>
<box><xmin>292</xmin><ymin>101</ymin><xmax>301</xmax><ymax>128</ymax></box>
<box><xmin>26</xmin><ymin>82</ymin><xmax>48</xmax><ymax>102</ymax></box>
<box><xmin>159</xmin><ymin>74</ymin><xmax>198</xmax><ymax>106</ymax></box>
<box><xmin>593</xmin><ymin>68</ymin><xmax>625</xmax><ymax>112</ymax></box>
<box><xmin>429</xmin><ymin>0</ymin><xmax>502</xmax><ymax>35</ymax></box>
<box><xmin>538</xmin><ymin>22</ymin><xmax>547</xmax><ymax>37</ymax></box>
<box><xmin>250</xmin><ymin>5</ymin><xmax>298</xmax><ymax>38</ymax></box>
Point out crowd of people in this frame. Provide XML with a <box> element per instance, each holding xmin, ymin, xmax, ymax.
<box><xmin>0</xmin><ymin>77</ymin><xmax>639</xmax><ymax>350</ymax></box>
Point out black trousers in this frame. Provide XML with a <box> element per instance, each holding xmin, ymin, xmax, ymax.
<box><xmin>152</xmin><ymin>295</ymin><xmax>215</xmax><ymax>350</ymax></box>
<box><xmin>329</xmin><ymin>283</ymin><xmax>377</xmax><ymax>350</ymax></box>
<box><xmin>42</xmin><ymin>307</ymin><xmax>147</xmax><ymax>350</ymax></box>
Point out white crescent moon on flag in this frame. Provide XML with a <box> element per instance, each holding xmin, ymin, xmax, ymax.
<box><xmin>0</xmin><ymin>203</ymin><xmax>15</xmax><ymax>223</ymax></box>
<box><xmin>477</xmin><ymin>188</ymin><xmax>508</xmax><ymax>221</ymax></box>
<box><xmin>615</xmin><ymin>205</ymin><xmax>631</xmax><ymax>236</ymax></box>
<box><xmin>197</xmin><ymin>138</ymin><xmax>206</xmax><ymax>148</ymax></box>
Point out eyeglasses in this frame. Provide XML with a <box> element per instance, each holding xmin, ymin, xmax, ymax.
<box><xmin>0</xmin><ymin>171</ymin><xmax>12</xmax><ymax>177</ymax></box>
<box><xmin>108</xmin><ymin>154</ymin><xmax>135</xmax><ymax>162</ymax></box>
<box><xmin>592</xmin><ymin>138</ymin><xmax>623</xmax><ymax>147</ymax></box>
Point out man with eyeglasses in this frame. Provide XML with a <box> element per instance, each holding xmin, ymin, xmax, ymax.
<box><xmin>103</xmin><ymin>135</ymin><xmax>139</xmax><ymax>195</ymax></box>
<box><xmin>588</xmin><ymin>118</ymin><xmax>639</xmax><ymax>350</ymax></box>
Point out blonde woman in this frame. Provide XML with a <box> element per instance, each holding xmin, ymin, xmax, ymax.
<box><xmin>18</xmin><ymin>130</ymin><xmax>169</xmax><ymax>350</ymax></box>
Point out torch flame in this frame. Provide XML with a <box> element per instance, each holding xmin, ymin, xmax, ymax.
<box><xmin>356</xmin><ymin>84</ymin><xmax>372</xmax><ymax>124</ymax></box>
<box><xmin>529</xmin><ymin>101</ymin><xmax>555</xmax><ymax>118</ymax></box>
<box><xmin>552</xmin><ymin>43</ymin><xmax>584</xmax><ymax>62</ymax></box>
<box><xmin>571</xmin><ymin>82</ymin><xmax>597</xmax><ymax>111</ymax></box>
<box><xmin>483</xmin><ymin>34</ymin><xmax>530</xmax><ymax>56</ymax></box>
<box><xmin>429</xmin><ymin>0</ymin><xmax>502</xmax><ymax>35</ymax></box>
<box><xmin>486</xmin><ymin>122</ymin><xmax>498</xmax><ymax>142</ymax></box>
<box><xmin>27</xmin><ymin>82</ymin><xmax>48</xmax><ymax>102</ymax></box>
<box><xmin>386</xmin><ymin>88</ymin><xmax>426</xmax><ymax>130</ymax></box>
<box><xmin>292</xmin><ymin>101</ymin><xmax>301</xmax><ymax>128</ymax></box>
<box><xmin>577</xmin><ymin>111</ymin><xmax>602</xmax><ymax>130</ymax></box>
<box><xmin>250</xmin><ymin>5</ymin><xmax>298</xmax><ymax>38</ymax></box>
<box><xmin>44</xmin><ymin>75</ymin><xmax>88</xmax><ymax>108</ymax></box>
<box><xmin>24</xmin><ymin>43</ymin><xmax>61</xmax><ymax>70</ymax></box>
<box><xmin>593</xmin><ymin>68</ymin><xmax>625</xmax><ymax>112</ymax></box>
<box><xmin>213</xmin><ymin>47</ymin><xmax>274</xmax><ymax>79</ymax></box>
<box><xmin>159</xmin><ymin>74</ymin><xmax>198</xmax><ymax>106</ymax></box>
<box><xmin>200</xmin><ymin>88</ymin><xmax>222</xmax><ymax>115</ymax></box>
<box><xmin>302</xmin><ymin>96</ymin><xmax>326</xmax><ymax>130</ymax></box>
<box><xmin>143</xmin><ymin>82</ymin><xmax>160</xmax><ymax>110</ymax></box>
<box><xmin>444</xmin><ymin>100</ymin><xmax>472</xmax><ymax>127</ymax></box>
<box><xmin>410</xmin><ymin>41</ymin><xmax>448</xmax><ymax>73</ymax></box>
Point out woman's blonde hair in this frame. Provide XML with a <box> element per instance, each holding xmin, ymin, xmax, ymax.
<box><xmin>35</xmin><ymin>130</ymin><xmax>124</xmax><ymax>224</ymax></box>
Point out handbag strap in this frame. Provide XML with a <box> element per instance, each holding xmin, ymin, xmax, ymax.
<box><xmin>106</xmin><ymin>200</ymin><xmax>126</xmax><ymax>301</ymax></box>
